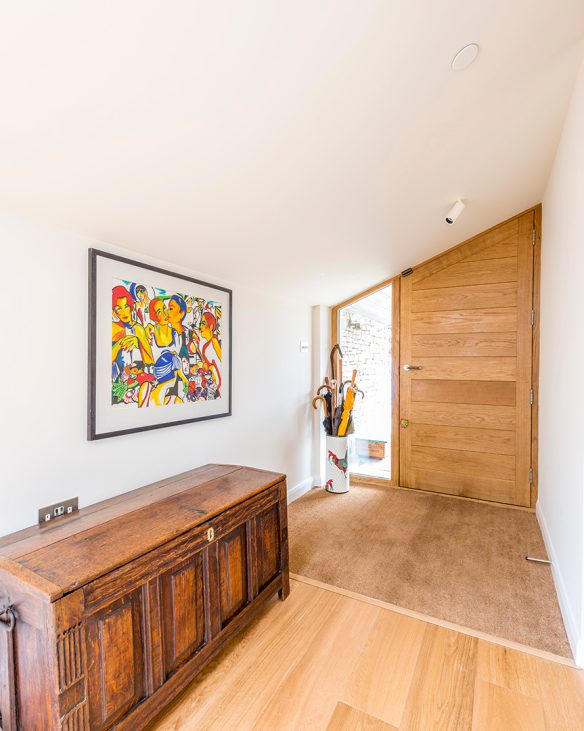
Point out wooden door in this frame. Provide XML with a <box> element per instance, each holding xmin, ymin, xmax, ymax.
<box><xmin>86</xmin><ymin>589</ymin><xmax>147</xmax><ymax>730</ymax></box>
<box><xmin>399</xmin><ymin>210</ymin><xmax>535</xmax><ymax>507</ymax></box>
<box><xmin>160</xmin><ymin>547</ymin><xmax>210</xmax><ymax>679</ymax></box>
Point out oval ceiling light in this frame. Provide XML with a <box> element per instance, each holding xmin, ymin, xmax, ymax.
<box><xmin>451</xmin><ymin>43</ymin><xmax>479</xmax><ymax>72</ymax></box>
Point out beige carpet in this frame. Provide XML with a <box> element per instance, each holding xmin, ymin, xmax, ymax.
<box><xmin>289</xmin><ymin>483</ymin><xmax>571</xmax><ymax>658</ymax></box>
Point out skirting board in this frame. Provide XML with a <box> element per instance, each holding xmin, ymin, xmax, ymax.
<box><xmin>536</xmin><ymin>500</ymin><xmax>583</xmax><ymax>667</ymax></box>
<box><xmin>287</xmin><ymin>477</ymin><xmax>314</xmax><ymax>505</ymax></box>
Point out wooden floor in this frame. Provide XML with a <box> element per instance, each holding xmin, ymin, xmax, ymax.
<box><xmin>150</xmin><ymin>578</ymin><xmax>584</xmax><ymax>731</ymax></box>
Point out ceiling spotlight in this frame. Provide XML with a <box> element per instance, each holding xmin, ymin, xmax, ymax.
<box><xmin>451</xmin><ymin>43</ymin><xmax>479</xmax><ymax>72</ymax></box>
<box><xmin>445</xmin><ymin>199</ymin><xmax>465</xmax><ymax>225</ymax></box>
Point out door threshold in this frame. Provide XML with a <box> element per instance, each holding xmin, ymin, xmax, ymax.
<box><xmin>350</xmin><ymin>478</ymin><xmax>536</xmax><ymax>513</ymax></box>
<box><xmin>349</xmin><ymin>473</ymin><xmax>393</xmax><ymax>487</ymax></box>
<box><xmin>290</xmin><ymin>572</ymin><xmax>576</xmax><ymax>668</ymax></box>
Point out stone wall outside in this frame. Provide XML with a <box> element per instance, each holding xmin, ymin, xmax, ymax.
<box><xmin>339</xmin><ymin>309</ymin><xmax>392</xmax><ymax>442</ymax></box>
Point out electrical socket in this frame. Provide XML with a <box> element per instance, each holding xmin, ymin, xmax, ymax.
<box><xmin>38</xmin><ymin>497</ymin><xmax>79</xmax><ymax>526</ymax></box>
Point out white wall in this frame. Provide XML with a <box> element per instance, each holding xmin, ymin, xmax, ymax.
<box><xmin>539</xmin><ymin>53</ymin><xmax>584</xmax><ymax>665</ymax></box>
<box><xmin>310</xmin><ymin>305</ymin><xmax>330</xmax><ymax>487</ymax></box>
<box><xmin>0</xmin><ymin>215</ymin><xmax>313</xmax><ymax>536</ymax></box>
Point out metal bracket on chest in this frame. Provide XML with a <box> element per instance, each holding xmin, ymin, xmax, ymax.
<box><xmin>0</xmin><ymin>602</ymin><xmax>18</xmax><ymax>731</ymax></box>
<box><xmin>0</xmin><ymin>605</ymin><xmax>16</xmax><ymax>633</ymax></box>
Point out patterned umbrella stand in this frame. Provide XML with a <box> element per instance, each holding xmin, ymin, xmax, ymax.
<box><xmin>325</xmin><ymin>436</ymin><xmax>350</xmax><ymax>494</ymax></box>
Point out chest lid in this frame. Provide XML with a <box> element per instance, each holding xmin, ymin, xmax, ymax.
<box><xmin>0</xmin><ymin>464</ymin><xmax>285</xmax><ymax>601</ymax></box>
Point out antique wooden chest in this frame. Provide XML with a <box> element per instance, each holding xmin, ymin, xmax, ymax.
<box><xmin>0</xmin><ymin>464</ymin><xmax>289</xmax><ymax>730</ymax></box>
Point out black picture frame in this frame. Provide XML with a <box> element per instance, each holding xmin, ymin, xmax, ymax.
<box><xmin>88</xmin><ymin>248</ymin><xmax>232</xmax><ymax>440</ymax></box>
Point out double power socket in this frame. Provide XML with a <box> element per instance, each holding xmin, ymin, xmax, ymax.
<box><xmin>38</xmin><ymin>497</ymin><xmax>79</xmax><ymax>525</ymax></box>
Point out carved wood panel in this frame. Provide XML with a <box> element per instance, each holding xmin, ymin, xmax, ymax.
<box><xmin>85</xmin><ymin>590</ymin><xmax>146</xmax><ymax>730</ymax></box>
<box><xmin>60</xmin><ymin>702</ymin><xmax>88</xmax><ymax>731</ymax></box>
<box><xmin>218</xmin><ymin>524</ymin><xmax>249</xmax><ymax>626</ymax></box>
<box><xmin>256</xmin><ymin>504</ymin><xmax>280</xmax><ymax>591</ymax></box>
<box><xmin>57</xmin><ymin>623</ymin><xmax>85</xmax><ymax>690</ymax></box>
<box><xmin>57</xmin><ymin>622</ymin><xmax>88</xmax><ymax>729</ymax></box>
<box><xmin>160</xmin><ymin>550</ymin><xmax>207</xmax><ymax>678</ymax></box>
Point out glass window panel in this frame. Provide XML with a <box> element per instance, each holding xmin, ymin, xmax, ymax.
<box><xmin>338</xmin><ymin>285</ymin><xmax>392</xmax><ymax>480</ymax></box>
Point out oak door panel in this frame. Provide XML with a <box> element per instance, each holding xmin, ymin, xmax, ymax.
<box><xmin>465</xmin><ymin>240</ymin><xmax>518</xmax><ymax>261</ymax></box>
<box><xmin>411</xmin><ymin>219</ymin><xmax>519</xmax><ymax>285</ymax></box>
<box><xmin>410</xmin><ymin>446</ymin><xmax>515</xmax><ymax>481</ymax></box>
<box><xmin>411</xmin><ymin>309</ymin><xmax>517</xmax><ymax>334</ymax></box>
<box><xmin>411</xmin><ymin>380</ymin><xmax>516</xmax><ymax>407</ymax></box>
<box><xmin>400</xmin><ymin>210</ymin><xmax>534</xmax><ymax>506</ymax></box>
<box><xmin>413</xmin><ymin>257</ymin><xmax>517</xmax><ymax>290</ymax></box>
<box><xmin>408</xmin><ymin>357</ymin><xmax>516</xmax><ymax>381</ymax></box>
<box><xmin>411</xmin><ymin>282</ymin><xmax>518</xmax><ymax>312</ymax></box>
<box><xmin>160</xmin><ymin>549</ymin><xmax>207</xmax><ymax>678</ymax></box>
<box><xmin>409</xmin><ymin>402</ymin><xmax>516</xmax><ymax>431</ymax></box>
<box><xmin>408</xmin><ymin>468</ymin><xmax>516</xmax><ymax>503</ymax></box>
<box><xmin>411</xmin><ymin>333</ymin><xmax>517</xmax><ymax>358</ymax></box>
<box><xmin>218</xmin><ymin>524</ymin><xmax>249</xmax><ymax>626</ymax></box>
<box><xmin>86</xmin><ymin>590</ymin><xmax>146</xmax><ymax>730</ymax></box>
<box><xmin>410</xmin><ymin>424</ymin><xmax>515</xmax><ymax>455</ymax></box>
<box><xmin>256</xmin><ymin>503</ymin><xmax>280</xmax><ymax>592</ymax></box>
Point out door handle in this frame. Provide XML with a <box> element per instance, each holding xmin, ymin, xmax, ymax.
<box><xmin>403</xmin><ymin>364</ymin><xmax>423</xmax><ymax>371</ymax></box>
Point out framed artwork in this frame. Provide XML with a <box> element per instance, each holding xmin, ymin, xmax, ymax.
<box><xmin>88</xmin><ymin>249</ymin><xmax>232</xmax><ymax>440</ymax></box>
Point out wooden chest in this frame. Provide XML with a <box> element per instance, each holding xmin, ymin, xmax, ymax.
<box><xmin>0</xmin><ymin>464</ymin><xmax>289</xmax><ymax>730</ymax></box>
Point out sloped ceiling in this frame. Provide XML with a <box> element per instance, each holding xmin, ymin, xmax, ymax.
<box><xmin>1</xmin><ymin>1</ymin><xmax>583</xmax><ymax>303</ymax></box>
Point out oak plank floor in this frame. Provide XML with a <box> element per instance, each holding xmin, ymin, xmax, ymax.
<box><xmin>327</xmin><ymin>703</ymin><xmax>398</xmax><ymax>730</ymax></box>
<box><xmin>149</xmin><ymin>579</ymin><xmax>584</xmax><ymax>731</ymax></box>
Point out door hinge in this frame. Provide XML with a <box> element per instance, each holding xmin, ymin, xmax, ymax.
<box><xmin>530</xmin><ymin>388</ymin><xmax>534</xmax><ymax>405</ymax></box>
<box><xmin>531</xmin><ymin>309</ymin><xmax>535</xmax><ymax>326</ymax></box>
<box><xmin>532</xmin><ymin>228</ymin><xmax>536</xmax><ymax>245</ymax></box>
<box><xmin>529</xmin><ymin>467</ymin><xmax>533</xmax><ymax>484</ymax></box>
<box><xmin>401</xmin><ymin>267</ymin><xmax>414</xmax><ymax>277</ymax></box>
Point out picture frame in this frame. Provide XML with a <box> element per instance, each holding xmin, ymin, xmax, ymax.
<box><xmin>88</xmin><ymin>248</ymin><xmax>232</xmax><ymax>440</ymax></box>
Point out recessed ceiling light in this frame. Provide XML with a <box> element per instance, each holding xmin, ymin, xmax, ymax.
<box><xmin>451</xmin><ymin>43</ymin><xmax>479</xmax><ymax>72</ymax></box>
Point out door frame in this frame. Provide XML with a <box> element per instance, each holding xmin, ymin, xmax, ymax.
<box><xmin>330</xmin><ymin>204</ymin><xmax>541</xmax><ymax>507</ymax></box>
<box><xmin>331</xmin><ymin>275</ymin><xmax>401</xmax><ymax>487</ymax></box>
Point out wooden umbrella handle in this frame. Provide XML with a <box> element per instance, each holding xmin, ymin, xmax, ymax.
<box><xmin>329</xmin><ymin>344</ymin><xmax>343</xmax><ymax>382</ymax></box>
<box><xmin>311</xmin><ymin>395</ymin><xmax>329</xmax><ymax>418</ymax></box>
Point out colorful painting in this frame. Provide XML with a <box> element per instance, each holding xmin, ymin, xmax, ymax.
<box><xmin>89</xmin><ymin>250</ymin><xmax>232</xmax><ymax>439</ymax></box>
<box><xmin>111</xmin><ymin>279</ymin><xmax>223</xmax><ymax>408</ymax></box>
